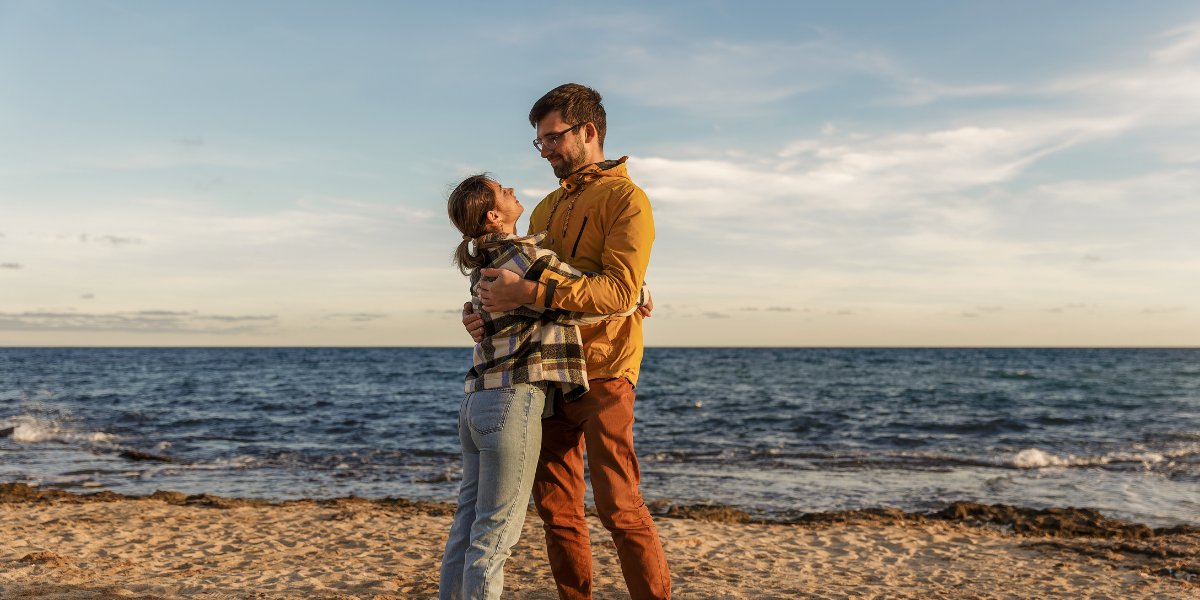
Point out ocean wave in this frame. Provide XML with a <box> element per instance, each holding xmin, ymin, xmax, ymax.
<box><xmin>0</xmin><ymin>416</ymin><xmax>116</xmax><ymax>445</ymax></box>
<box><xmin>639</xmin><ymin>444</ymin><xmax>1200</xmax><ymax>473</ymax></box>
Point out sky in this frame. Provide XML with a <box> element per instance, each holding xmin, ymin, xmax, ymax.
<box><xmin>1</xmin><ymin>0</ymin><xmax>1199</xmax><ymax>347</ymax></box>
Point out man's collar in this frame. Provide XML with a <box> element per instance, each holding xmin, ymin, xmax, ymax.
<box><xmin>560</xmin><ymin>156</ymin><xmax>629</xmax><ymax>193</ymax></box>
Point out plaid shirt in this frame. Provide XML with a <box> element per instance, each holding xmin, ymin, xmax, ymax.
<box><xmin>466</xmin><ymin>232</ymin><xmax>646</xmax><ymax>401</ymax></box>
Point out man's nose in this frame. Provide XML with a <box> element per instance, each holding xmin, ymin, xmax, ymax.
<box><xmin>540</xmin><ymin>145</ymin><xmax>553</xmax><ymax>158</ymax></box>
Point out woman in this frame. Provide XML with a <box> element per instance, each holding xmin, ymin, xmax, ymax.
<box><xmin>439</xmin><ymin>174</ymin><xmax>648</xmax><ymax>600</ymax></box>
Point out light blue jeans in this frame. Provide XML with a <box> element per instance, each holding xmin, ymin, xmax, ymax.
<box><xmin>439</xmin><ymin>383</ymin><xmax>546</xmax><ymax>600</ymax></box>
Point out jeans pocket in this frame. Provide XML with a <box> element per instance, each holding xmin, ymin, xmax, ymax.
<box><xmin>467</xmin><ymin>388</ymin><xmax>517</xmax><ymax>435</ymax></box>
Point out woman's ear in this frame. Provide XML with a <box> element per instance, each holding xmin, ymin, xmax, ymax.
<box><xmin>484</xmin><ymin>209</ymin><xmax>503</xmax><ymax>231</ymax></box>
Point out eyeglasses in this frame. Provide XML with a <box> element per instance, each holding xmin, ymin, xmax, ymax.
<box><xmin>533</xmin><ymin>122</ymin><xmax>585</xmax><ymax>152</ymax></box>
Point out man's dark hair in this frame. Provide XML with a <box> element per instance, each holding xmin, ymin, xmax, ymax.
<box><xmin>529</xmin><ymin>84</ymin><xmax>607</xmax><ymax>150</ymax></box>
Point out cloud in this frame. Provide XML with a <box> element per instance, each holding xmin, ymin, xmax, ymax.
<box><xmin>702</xmin><ymin>312</ymin><xmax>730</xmax><ymax>319</ymax></box>
<box><xmin>1</xmin><ymin>263</ymin><xmax>20</xmax><ymax>269</ymax></box>
<box><xmin>594</xmin><ymin>31</ymin><xmax>1008</xmax><ymax>115</ymax></box>
<box><xmin>765</xmin><ymin>307</ymin><xmax>795</xmax><ymax>312</ymax></box>
<box><xmin>0</xmin><ymin>310</ymin><xmax>278</xmax><ymax>333</ymax></box>
<box><xmin>1143</xmin><ymin>306</ymin><xmax>1185</xmax><ymax>314</ymax></box>
<box><xmin>77</xmin><ymin>233</ymin><xmax>144</xmax><ymax>245</ymax></box>
<box><xmin>178</xmin><ymin>137</ymin><xmax>204</xmax><ymax>147</ymax></box>
<box><xmin>97</xmin><ymin>235</ymin><xmax>144</xmax><ymax>246</ymax></box>
<box><xmin>326</xmin><ymin>313</ymin><xmax>388</xmax><ymax>322</ymax></box>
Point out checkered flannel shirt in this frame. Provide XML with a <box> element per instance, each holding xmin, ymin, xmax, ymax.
<box><xmin>465</xmin><ymin>231</ymin><xmax>647</xmax><ymax>401</ymax></box>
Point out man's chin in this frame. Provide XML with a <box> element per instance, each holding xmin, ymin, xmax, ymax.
<box><xmin>552</xmin><ymin>161</ymin><xmax>584</xmax><ymax>179</ymax></box>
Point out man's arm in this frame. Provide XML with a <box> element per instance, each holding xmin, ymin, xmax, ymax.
<box><xmin>481</xmin><ymin>188</ymin><xmax>653</xmax><ymax>315</ymax></box>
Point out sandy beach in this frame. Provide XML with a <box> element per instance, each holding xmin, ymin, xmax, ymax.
<box><xmin>1</xmin><ymin>484</ymin><xmax>1197</xmax><ymax>599</ymax></box>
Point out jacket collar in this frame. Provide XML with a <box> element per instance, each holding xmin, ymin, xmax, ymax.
<box><xmin>481</xmin><ymin>231</ymin><xmax>546</xmax><ymax>246</ymax></box>
<box><xmin>559</xmin><ymin>156</ymin><xmax>630</xmax><ymax>194</ymax></box>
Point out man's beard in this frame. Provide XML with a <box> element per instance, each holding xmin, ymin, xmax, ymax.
<box><xmin>551</xmin><ymin>139</ymin><xmax>588</xmax><ymax>179</ymax></box>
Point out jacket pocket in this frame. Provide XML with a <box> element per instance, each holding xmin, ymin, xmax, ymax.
<box><xmin>467</xmin><ymin>388</ymin><xmax>516</xmax><ymax>435</ymax></box>
<box><xmin>583</xmin><ymin>320</ymin><xmax>614</xmax><ymax>364</ymax></box>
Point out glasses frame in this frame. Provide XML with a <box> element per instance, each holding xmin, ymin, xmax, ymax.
<box><xmin>533</xmin><ymin>122</ymin><xmax>585</xmax><ymax>152</ymax></box>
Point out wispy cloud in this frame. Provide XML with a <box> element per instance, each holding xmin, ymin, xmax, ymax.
<box><xmin>0</xmin><ymin>311</ymin><xmax>277</xmax><ymax>333</ymax></box>
<box><xmin>326</xmin><ymin>313</ymin><xmax>388</xmax><ymax>322</ymax></box>
<box><xmin>0</xmin><ymin>263</ymin><xmax>20</xmax><ymax>269</ymax></box>
<box><xmin>1143</xmin><ymin>306</ymin><xmax>1186</xmax><ymax>314</ymax></box>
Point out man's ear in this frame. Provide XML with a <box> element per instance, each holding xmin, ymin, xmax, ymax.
<box><xmin>583</xmin><ymin>122</ymin><xmax>598</xmax><ymax>144</ymax></box>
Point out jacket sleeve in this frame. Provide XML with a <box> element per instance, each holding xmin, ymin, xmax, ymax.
<box><xmin>542</xmin><ymin>284</ymin><xmax>649</xmax><ymax>325</ymax></box>
<box><xmin>531</xmin><ymin>187</ymin><xmax>654</xmax><ymax>314</ymax></box>
<box><xmin>516</xmin><ymin>243</ymin><xmax>649</xmax><ymax>325</ymax></box>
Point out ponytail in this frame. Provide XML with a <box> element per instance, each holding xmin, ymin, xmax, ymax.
<box><xmin>453</xmin><ymin>235</ymin><xmax>490</xmax><ymax>276</ymax></box>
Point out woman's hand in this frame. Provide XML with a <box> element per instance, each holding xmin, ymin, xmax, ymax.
<box><xmin>637</xmin><ymin>292</ymin><xmax>653</xmax><ymax>318</ymax></box>
<box><xmin>462</xmin><ymin>302</ymin><xmax>485</xmax><ymax>343</ymax></box>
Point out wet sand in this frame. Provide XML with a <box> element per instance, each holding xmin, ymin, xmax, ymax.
<box><xmin>1</xmin><ymin>484</ymin><xmax>1197</xmax><ymax>599</ymax></box>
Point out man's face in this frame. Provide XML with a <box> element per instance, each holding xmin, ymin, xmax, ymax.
<box><xmin>536</xmin><ymin>111</ymin><xmax>588</xmax><ymax>179</ymax></box>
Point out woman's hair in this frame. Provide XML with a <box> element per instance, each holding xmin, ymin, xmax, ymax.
<box><xmin>447</xmin><ymin>173</ymin><xmax>499</xmax><ymax>275</ymax></box>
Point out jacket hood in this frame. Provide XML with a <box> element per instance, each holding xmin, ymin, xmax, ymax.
<box><xmin>560</xmin><ymin>156</ymin><xmax>630</xmax><ymax>194</ymax></box>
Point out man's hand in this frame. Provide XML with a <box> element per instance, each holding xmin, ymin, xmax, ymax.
<box><xmin>637</xmin><ymin>293</ymin><xmax>653</xmax><ymax>318</ymax></box>
<box><xmin>479</xmin><ymin>268</ymin><xmax>538</xmax><ymax>313</ymax></box>
<box><xmin>462</xmin><ymin>302</ymin><xmax>484</xmax><ymax>343</ymax></box>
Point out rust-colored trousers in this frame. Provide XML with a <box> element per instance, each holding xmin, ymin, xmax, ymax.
<box><xmin>532</xmin><ymin>378</ymin><xmax>671</xmax><ymax>600</ymax></box>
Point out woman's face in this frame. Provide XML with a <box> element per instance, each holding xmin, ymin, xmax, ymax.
<box><xmin>486</xmin><ymin>181</ymin><xmax>523</xmax><ymax>234</ymax></box>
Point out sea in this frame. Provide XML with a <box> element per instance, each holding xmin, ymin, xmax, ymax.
<box><xmin>1</xmin><ymin>348</ymin><xmax>1197</xmax><ymax>527</ymax></box>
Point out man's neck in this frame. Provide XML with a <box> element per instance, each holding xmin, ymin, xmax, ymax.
<box><xmin>564</xmin><ymin>151</ymin><xmax>608</xmax><ymax>179</ymax></box>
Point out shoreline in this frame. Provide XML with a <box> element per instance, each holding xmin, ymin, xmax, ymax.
<box><xmin>3</xmin><ymin>482</ymin><xmax>1199</xmax><ymax>598</ymax></box>
<box><xmin>5</xmin><ymin>482</ymin><xmax>1198</xmax><ymax>538</ymax></box>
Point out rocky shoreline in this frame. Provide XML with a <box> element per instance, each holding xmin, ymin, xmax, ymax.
<box><xmin>4</xmin><ymin>481</ymin><xmax>1199</xmax><ymax>597</ymax></box>
<box><xmin>5</xmin><ymin>481</ymin><xmax>1197</xmax><ymax>539</ymax></box>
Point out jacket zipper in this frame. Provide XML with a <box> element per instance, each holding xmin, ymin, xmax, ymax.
<box><xmin>570</xmin><ymin>216</ymin><xmax>588</xmax><ymax>258</ymax></box>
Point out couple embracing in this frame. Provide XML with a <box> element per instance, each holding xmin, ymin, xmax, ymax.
<box><xmin>438</xmin><ymin>84</ymin><xmax>670</xmax><ymax>600</ymax></box>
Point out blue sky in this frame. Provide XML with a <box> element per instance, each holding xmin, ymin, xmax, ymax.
<box><xmin>2</xmin><ymin>1</ymin><xmax>1199</xmax><ymax>346</ymax></box>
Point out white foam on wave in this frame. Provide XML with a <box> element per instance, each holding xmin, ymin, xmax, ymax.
<box><xmin>1</xmin><ymin>416</ymin><xmax>116</xmax><ymax>445</ymax></box>
<box><xmin>1010</xmin><ymin>448</ymin><xmax>1067</xmax><ymax>468</ymax></box>
<box><xmin>1003</xmin><ymin>447</ymin><xmax>1183</xmax><ymax>469</ymax></box>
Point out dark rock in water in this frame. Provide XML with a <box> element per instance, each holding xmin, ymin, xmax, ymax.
<box><xmin>184</xmin><ymin>494</ymin><xmax>266</xmax><ymax>509</ymax></box>
<box><xmin>119</xmin><ymin>450</ymin><xmax>174</xmax><ymax>463</ymax></box>
<box><xmin>931</xmin><ymin>501</ymin><xmax>1155</xmax><ymax>539</ymax></box>
<box><xmin>369</xmin><ymin>495</ymin><xmax>456</xmax><ymax>516</ymax></box>
<box><xmin>80</xmin><ymin>490</ymin><xmax>129</xmax><ymax>502</ymax></box>
<box><xmin>789</xmin><ymin>507</ymin><xmax>926</xmax><ymax>526</ymax></box>
<box><xmin>0</xmin><ymin>426</ymin><xmax>15</xmax><ymax>438</ymax></box>
<box><xmin>0</xmin><ymin>482</ymin><xmax>38</xmax><ymax>502</ymax></box>
<box><xmin>1157</xmin><ymin>524</ymin><xmax>1200</xmax><ymax>536</ymax></box>
<box><xmin>666</xmin><ymin>504</ymin><xmax>752</xmax><ymax>523</ymax></box>
<box><xmin>150</xmin><ymin>490</ymin><xmax>187</xmax><ymax>504</ymax></box>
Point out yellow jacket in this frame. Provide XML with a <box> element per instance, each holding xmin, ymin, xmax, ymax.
<box><xmin>528</xmin><ymin>157</ymin><xmax>654</xmax><ymax>386</ymax></box>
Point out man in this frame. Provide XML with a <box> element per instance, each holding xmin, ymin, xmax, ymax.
<box><xmin>462</xmin><ymin>83</ymin><xmax>670</xmax><ymax>600</ymax></box>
